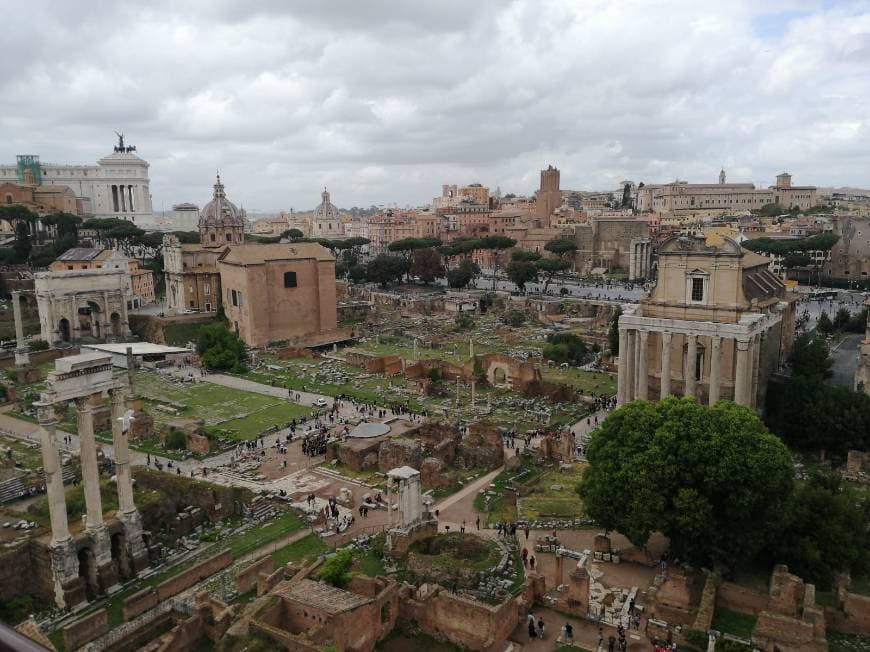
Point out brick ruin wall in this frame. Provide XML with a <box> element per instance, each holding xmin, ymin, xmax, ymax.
<box><xmin>62</xmin><ymin>608</ymin><xmax>108</xmax><ymax>651</ymax></box>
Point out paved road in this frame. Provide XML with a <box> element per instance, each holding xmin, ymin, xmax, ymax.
<box><xmin>830</xmin><ymin>333</ymin><xmax>861</xmax><ymax>388</ymax></box>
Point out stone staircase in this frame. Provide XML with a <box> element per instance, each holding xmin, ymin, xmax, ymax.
<box><xmin>0</xmin><ymin>476</ymin><xmax>25</xmax><ymax>503</ymax></box>
<box><xmin>62</xmin><ymin>463</ymin><xmax>76</xmax><ymax>484</ymax></box>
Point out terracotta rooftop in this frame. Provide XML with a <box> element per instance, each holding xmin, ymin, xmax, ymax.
<box><xmin>275</xmin><ymin>579</ymin><xmax>369</xmax><ymax>614</ymax></box>
<box><xmin>219</xmin><ymin>242</ymin><xmax>335</xmax><ymax>265</ymax></box>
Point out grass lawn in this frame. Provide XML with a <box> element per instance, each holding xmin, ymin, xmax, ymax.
<box><xmin>271</xmin><ymin>532</ymin><xmax>328</xmax><ymax>567</ymax></box>
<box><xmin>229</xmin><ymin>511</ymin><xmax>304</xmax><ymax>558</ymax></box>
<box><xmin>711</xmin><ymin>607</ymin><xmax>757</xmax><ymax>639</ymax></box>
<box><xmin>518</xmin><ymin>464</ymin><xmax>587</xmax><ymax>521</ymax></box>
<box><xmin>542</xmin><ymin>367</ymin><xmax>616</xmax><ymax>396</ymax></box>
<box><xmin>356</xmin><ymin>548</ymin><xmax>387</xmax><ymax>577</ymax></box>
<box><xmin>556</xmin><ymin>646</ymin><xmax>594</xmax><ymax>652</ymax></box>
<box><xmin>133</xmin><ymin>370</ymin><xmax>311</xmax><ymax>439</ymax></box>
<box><xmin>0</xmin><ymin>434</ymin><xmax>44</xmax><ymax>471</ymax></box>
<box><xmin>474</xmin><ymin>454</ymin><xmax>542</xmax><ymax>526</ymax></box>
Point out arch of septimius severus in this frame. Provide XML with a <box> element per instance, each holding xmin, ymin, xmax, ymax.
<box><xmin>37</xmin><ymin>351</ymin><xmax>149</xmax><ymax>608</ymax></box>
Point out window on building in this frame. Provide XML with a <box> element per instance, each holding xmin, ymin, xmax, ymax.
<box><xmin>283</xmin><ymin>271</ymin><xmax>297</xmax><ymax>288</ymax></box>
<box><xmin>204</xmin><ymin>284</ymin><xmax>210</xmax><ymax>296</ymax></box>
<box><xmin>4</xmin><ymin>194</ymin><xmax>11</xmax><ymax>204</ymax></box>
<box><xmin>211</xmin><ymin>233</ymin><xmax>216</xmax><ymax>242</ymax></box>
<box><xmin>226</xmin><ymin>233</ymin><xmax>231</xmax><ymax>241</ymax></box>
<box><xmin>231</xmin><ymin>290</ymin><xmax>238</xmax><ymax>306</ymax></box>
<box><xmin>691</xmin><ymin>278</ymin><xmax>704</xmax><ymax>302</ymax></box>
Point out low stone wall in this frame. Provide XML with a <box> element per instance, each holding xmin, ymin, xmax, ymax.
<box><xmin>752</xmin><ymin>611</ymin><xmax>825</xmax><ymax>652</ymax></box>
<box><xmin>827</xmin><ymin>591</ymin><xmax>870</xmax><ymax>635</ymax></box>
<box><xmin>400</xmin><ymin>587</ymin><xmax>518</xmax><ymax>651</ymax></box>
<box><xmin>235</xmin><ymin>556</ymin><xmax>275</xmax><ymax>595</ymax></box>
<box><xmin>123</xmin><ymin>586</ymin><xmax>161</xmax><ymax>621</ymax></box>
<box><xmin>717</xmin><ymin>581</ymin><xmax>769</xmax><ymax>616</ymax></box>
<box><xmin>692</xmin><ymin>573</ymin><xmax>719</xmax><ymax>632</ymax></box>
<box><xmin>152</xmin><ymin>614</ymin><xmax>205</xmax><ymax>652</ymax></box>
<box><xmin>0</xmin><ymin>346</ymin><xmax>76</xmax><ymax>369</ymax></box>
<box><xmin>157</xmin><ymin>550</ymin><xmax>233</xmax><ymax>601</ymax></box>
<box><xmin>122</xmin><ymin>550</ymin><xmax>233</xmax><ymax>621</ymax></box>
<box><xmin>62</xmin><ymin>608</ymin><xmax>108</xmax><ymax>651</ymax></box>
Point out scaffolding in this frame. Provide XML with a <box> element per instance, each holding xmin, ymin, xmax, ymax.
<box><xmin>16</xmin><ymin>154</ymin><xmax>42</xmax><ymax>185</ymax></box>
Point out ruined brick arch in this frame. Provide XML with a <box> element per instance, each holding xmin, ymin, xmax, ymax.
<box><xmin>487</xmin><ymin>361</ymin><xmax>511</xmax><ymax>386</ymax></box>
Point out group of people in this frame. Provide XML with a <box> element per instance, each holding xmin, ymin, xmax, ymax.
<box><xmin>301</xmin><ymin>432</ymin><xmax>328</xmax><ymax>457</ymax></box>
<box><xmin>526</xmin><ymin>614</ymin><xmax>546</xmax><ymax>639</ymax></box>
<box><xmin>520</xmin><ymin>547</ymin><xmax>537</xmax><ymax>570</ymax></box>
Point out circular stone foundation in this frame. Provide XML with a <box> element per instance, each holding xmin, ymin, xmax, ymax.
<box><xmin>405</xmin><ymin>533</ymin><xmax>501</xmax><ymax>589</ymax></box>
<box><xmin>347</xmin><ymin>423</ymin><xmax>391</xmax><ymax>438</ymax></box>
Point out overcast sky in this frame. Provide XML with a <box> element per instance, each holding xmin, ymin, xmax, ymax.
<box><xmin>1</xmin><ymin>1</ymin><xmax>868</xmax><ymax>213</ymax></box>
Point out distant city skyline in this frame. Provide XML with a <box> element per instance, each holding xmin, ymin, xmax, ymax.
<box><xmin>1</xmin><ymin>1</ymin><xmax>868</xmax><ymax>212</ymax></box>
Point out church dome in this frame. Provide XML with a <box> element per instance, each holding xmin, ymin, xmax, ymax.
<box><xmin>313</xmin><ymin>188</ymin><xmax>339</xmax><ymax>222</ymax></box>
<box><xmin>199</xmin><ymin>175</ymin><xmax>243</xmax><ymax>228</ymax></box>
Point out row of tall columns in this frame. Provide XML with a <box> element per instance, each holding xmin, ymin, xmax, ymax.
<box><xmin>37</xmin><ymin>383</ymin><xmax>147</xmax><ymax>608</ymax></box>
<box><xmin>628</xmin><ymin>240</ymin><xmax>653</xmax><ymax>280</ymax></box>
<box><xmin>618</xmin><ymin>328</ymin><xmax>757</xmax><ymax>408</ymax></box>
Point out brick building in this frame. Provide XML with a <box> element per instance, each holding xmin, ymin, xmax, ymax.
<box><xmin>218</xmin><ymin>242</ymin><xmax>337</xmax><ymax>347</ymax></box>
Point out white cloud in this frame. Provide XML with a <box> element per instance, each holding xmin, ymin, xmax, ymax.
<box><xmin>0</xmin><ymin>0</ymin><xmax>868</xmax><ymax>211</ymax></box>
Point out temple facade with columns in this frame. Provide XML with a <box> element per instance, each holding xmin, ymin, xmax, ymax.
<box><xmin>616</xmin><ymin>234</ymin><xmax>796</xmax><ymax>410</ymax></box>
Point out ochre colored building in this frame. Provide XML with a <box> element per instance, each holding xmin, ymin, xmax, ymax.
<box><xmin>218</xmin><ymin>242</ymin><xmax>337</xmax><ymax>347</ymax></box>
<box><xmin>617</xmin><ymin>234</ymin><xmax>796</xmax><ymax>411</ymax></box>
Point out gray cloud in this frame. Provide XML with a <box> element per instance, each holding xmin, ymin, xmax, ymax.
<box><xmin>0</xmin><ymin>0</ymin><xmax>868</xmax><ymax>213</ymax></box>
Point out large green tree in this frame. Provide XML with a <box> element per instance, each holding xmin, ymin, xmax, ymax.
<box><xmin>446</xmin><ymin>259</ymin><xmax>480</xmax><ymax>289</ymax></box>
<box><xmin>535</xmin><ymin>257</ymin><xmax>571</xmax><ymax>292</ymax></box>
<box><xmin>771</xmin><ymin>470</ymin><xmax>869</xmax><ymax>589</ymax></box>
<box><xmin>479</xmin><ymin>235</ymin><xmax>516</xmax><ymax>289</ymax></box>
<box><xmin>788</xmin><ymin>333</ymin><xmax>833</xmax><ymax>381</ymax></box>
<box><xmin>366</xmin><ymin>254</ymin><xmax>406</xmax><ymax>288</ymax></box>
<box><xmin>506</xmin><ymin>260</ymin><xmax>539</xmax><ymax>292</ymax></box>
<box><xmin>579</xmin><ymin>398</ymin><xmax>793</xmax><ymax>569</ymax></box>
<box><xmin>13</xmin><ymin>221</ymin><xmax>32</xmax><ymax>262</ymax></box>
<box><xmin>196</xmin><ymin>323</ymin><xmax>247</xmax><ymax>372</ymax></box>
<box><xmin>409</xmin><ymin>247</ymin><xmax>445</xmax><ymax>284</ymax></box>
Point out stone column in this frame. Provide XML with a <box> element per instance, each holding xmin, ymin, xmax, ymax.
<box><xmin>37</xmin><ymin>403</ymin><xmax>70</xmax><ymax>544</ymax></box>
<box><xmin>624</xmin><ymin>330</ymin><xmax>636</xmax><ymax>403</ymax></box>
<box><xmin>111</xmin><ymin>387</ymin><xmax>149</xmax><ymax>572</ymax></box>
<box><xmin>750</xmin><ymin>334</ymin><xmax>762</xmax><ymax>408</ymax></box>
<box><xmin>616</xmin><ymin>328</ymin><xmax>629</xmax><ymax>405</ymax></box>
<box><xmin>77</xmin><ymin>397</ymin><xmax>104</xmax><ymax>531</ymax></box>
<box><xmin>111</xmin><ymin>390</ymin><xmax>135</xmax><ymax>515</ymax></box>
<box><xmin>37</xmin><ymin>402</ymin><xmax>82</xmax><ymax>608</ymax></box>
<box><xmin>636</xmin><ymin>330</ymin><xmax>649</xmax><ymax>400</ymax></box>
<box><xmin>734</xmin><ymin>339</ymin><xmax>752</xmax><ymax>406</ymax></box>
<box><xmin>11</xmin><ymin>291</ymin><xmax>30</xmax><ymax>367</ymax></box>
<box><xmin>708</xmin><ymin>336</ymin><xmax>722</xmax><ymax>405</ymax></box>
<box><xmin>684</xmin><ymin>334</ymin><xmax>698</xmax><ymax>397</ymax></box>
<box><xmin>660</xmin><ymin>331</ymin><xmax>672</xmax><ymax>399</ymax></box>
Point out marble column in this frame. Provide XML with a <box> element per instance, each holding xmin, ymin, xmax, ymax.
<box><xmin>624</xmin><ymin>330</ymin><xmax>636</xmax><ymax>403</ymax></box>
<box><xmin>11</xmin><ymin>291</ymin><xmax>30</xmax><ymax>366</ymax></box>
<box><xmin>750</xmin><ymin>335</ymin><xmax>762</xmax><ymax>408</ymax></box>
<box><xmin>636</xmin><ymin>330</ymin><xmax>649</xmax><ymax>400</ymax></box>
<box><xmin>111</xmin><ymin>390</ymin><xmax>136</xmax><ymax>515</ymax></box>
<box><xmin>616</xmin><ymin>328</ymin><xmax>630</xmax><ymax>405</ymax></box>
<box><xmin>37</xmin><ymin>403</ymin><xmax>69</xmax><ymax>544</ymax></box>
<box><xmin>734</xmin><ymin>339</ymin><xmax>752</xmax><ymax>406</ymax></box>
<box><xmin>660</xmin><ymin>331</ymin><xmax>672</xmax><ymax>399</ymax></box>
<box><xmin>708</xmin><ymin>336</ymin><xmax>722</xmax><ymax>405</ymax></box>
<box><xmin>684</xmin><ymin>334</ymin><xmax>698</xmax><ymax>397</ymax></box>
<box><xmin>77</xmin><ymin>397</ymin><xmax>104</xmax><ymax>531</ymax></box>
<box><xmin>111</xmin><ymin>386</ymin><xmax>149</xmax><ymax>572</ymax></box>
